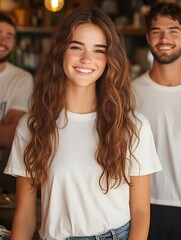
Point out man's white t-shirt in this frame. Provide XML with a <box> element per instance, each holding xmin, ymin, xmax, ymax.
<box><xmin>133</xmin><ymin>71</ymin><xmax>181</xmax><ymax>207</ymax></box>
<box><xmin>5</xmin><ymin>110</ymin><xmax>162</xmax><ymax>239</ymax></box>
<box><xmin>0</xmin><ymin>62</ymin><xmax>33</xmax><ymax>121</ymax></box>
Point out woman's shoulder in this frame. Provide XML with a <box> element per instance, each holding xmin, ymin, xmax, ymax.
<box><xmin>129</xmin><ymin>111</ymin><xmax>150</xmax><ymax>129</ymax></box>
<box><xmin>16</xmin><ymin>113</ymin><xmax>31</xmax><ymax>140</ymax></box>
<box><xmin>129</xmin><ymin>111</ymin><xmax>154</xmax><ymax>143</ymax></box>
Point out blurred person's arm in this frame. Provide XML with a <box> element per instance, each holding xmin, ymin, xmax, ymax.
<box><xmin>128</xmin><ymin>175</ymin><xmax>150</xmax><ymax>240</ymax></box>
<box><xmin>10</xmin><ymin>176</ymin><xmax>37</xmax><ymax>240</ymax></box>
<box><xmin>0</xmin><ymin>109</ymin><xmax>25</xmax><ymax>148</ymax></box>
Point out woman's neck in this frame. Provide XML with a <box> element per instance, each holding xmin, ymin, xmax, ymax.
<box><xmin>65</xmin><ymin>87</ymin><xmax>97</xmax><ymax>114</ymax></box>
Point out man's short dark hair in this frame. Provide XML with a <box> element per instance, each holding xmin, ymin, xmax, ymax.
<box><xmin>0</xmin><ymin>12</ymin><xmax>17</xmax><ymax>34</ymax></box>
<box><xmin>145</xmin><ymin>2</ymin><xmax>181</xmax><ymax>32</ymax></box>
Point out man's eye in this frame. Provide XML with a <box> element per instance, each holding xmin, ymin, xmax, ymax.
<box><xmin>151</xmin><ymin>31</ymin><xmax>159</xmax><ymax>34</ymax></box>
<box><xmin>170</xmin><ymin>30</ymin><xmax>179</xmax><ymax>34</ymax></box>
<box><xmin>7</xmin><ymin>35</ymin><xmax>14</xmax><ymax>40</ymax></box>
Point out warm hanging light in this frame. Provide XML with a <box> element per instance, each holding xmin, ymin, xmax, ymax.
<box><xmin>44</xmin><ymin>0</ymin><xmax>64</xmax><ymax>12</ymax></box>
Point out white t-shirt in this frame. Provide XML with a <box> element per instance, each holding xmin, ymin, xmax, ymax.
<box><xmin>0</xmin><ymin>62</ymin><xmax>33</xmax><ymax>121</ymax></box>
<box><xmin>133</xmin><ymin>71</ymin><xmax>181</xmax><ymax>207</ymax></box>
<box><xmin>4</xmin><ymin>110</ymin><xmax>162</xmax><ymax>240</ymax></box>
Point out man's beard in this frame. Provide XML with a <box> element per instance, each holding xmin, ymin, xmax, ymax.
<box><xmin>150</xmin><ymin>46</ymin><xmax>181</xmax><ymax>64</ymax></box>
<box><xmin>0</xmin><ymin>51</ymin><xmax>13</xmax><ymax>63</ymax></box>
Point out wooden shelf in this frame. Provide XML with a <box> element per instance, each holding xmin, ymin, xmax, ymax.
<box><xmin>17</xmin><ymin>25</ymin><xmax>146</xmax><ymax>37</ymax></box>
<box><xmin>117</xmin><ymin>25</ymin><xmax>146</xmax><ymax>36</ymax></box>
<box><xmin>17</xmin><ymin>26</ymin><xmax>54</xmax><ymax>36</ymax></box>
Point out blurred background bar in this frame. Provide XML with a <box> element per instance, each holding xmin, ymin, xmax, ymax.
<box><xmin>1</xmin><ymin>0</ymin><xmax>180</xmax><ymax>78</ymax></box>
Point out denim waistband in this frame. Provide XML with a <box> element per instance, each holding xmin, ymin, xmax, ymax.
<box><xmin>67</xmin><ymin>221</ymin><xmax>130</xmax><ymax>240</ymax></box>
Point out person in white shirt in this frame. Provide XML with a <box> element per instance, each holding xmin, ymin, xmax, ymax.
<box><xmin>133</xmin><ymin>2</ymin><xmax>181</xmax><ymax>240</ymax></box>
<box><xmin>5</xmin><ymin>6</ymin><xmax>161</xmax><ymax>240</ymax></box>
<box><xmin>0</xmin><ymin>12</ymin><xmax>33</xmax><ymax>193</ymax></box>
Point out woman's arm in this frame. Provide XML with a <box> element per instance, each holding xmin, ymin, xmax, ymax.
<box><xmin>10</xmin><ymin>176</ymin><xmax>37</xmax><ymax>240</ymax></box>
<box><xmin>128</xmin><ymin>175</ymin><xmax>150</xmax><ymax>240</ymax></box>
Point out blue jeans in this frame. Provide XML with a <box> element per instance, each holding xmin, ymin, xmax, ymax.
<box><xmin>67</xmin><ymin>222</ymin><xmax>130</xmax><ymax>240</ymax></box>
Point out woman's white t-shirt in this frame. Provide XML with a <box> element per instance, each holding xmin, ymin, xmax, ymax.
<box><xmin>4</xmin><ymin>111</ymin><xmax>162</xmax><ymax>240</ymax></box>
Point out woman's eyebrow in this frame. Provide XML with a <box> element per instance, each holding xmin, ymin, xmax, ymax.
<box><xmin>69</xmin><ymin>40</ymin><xmax>107</xmax><ymax>48</ymax></box>
<box><xmin>95</xmin><ymin>44</ymin><xmax>107</xmax><ymax>49</ymax></box>
<box><xmin>69</xmin><ymin>40</ymin><xmax>84</xmax><ymax>45</ymax></box>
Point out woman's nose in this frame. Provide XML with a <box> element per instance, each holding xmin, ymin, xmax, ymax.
<box><xmin>80</xmin><ymin>51</ymin><xmax>92</xmax><ymax>64</ymax></box>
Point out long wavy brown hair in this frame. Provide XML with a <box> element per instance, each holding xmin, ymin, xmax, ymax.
<box><xmin>24</xmin><ymin>6</ymin><xmax>139</xmax><ymax>193</ymax></box>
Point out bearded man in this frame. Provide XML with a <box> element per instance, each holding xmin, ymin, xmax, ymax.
<box><xmin>133</xmin><ymin>2</ymin><xmax>181</xmax><ymax>240</ymax></box>
<box><xmin>0</xmin><ymin>13</ymin><xmax>33</xmax><ymax>193</ymax></box>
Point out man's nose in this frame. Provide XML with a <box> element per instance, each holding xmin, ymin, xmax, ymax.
<box><xmin>160</xmin><ymin>31</ymin><xmax>169</xmax><ymax>43</ymax></box>
<box><xmin>0</xmin><ymin>35</ymin><xmax>7</xmax><ymax>44</ymax></box>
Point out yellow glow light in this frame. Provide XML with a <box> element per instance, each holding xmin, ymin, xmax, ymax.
<box><xmin>44</xmin><ymin>0</ymin><xmax>64</xmax><ymax>12</ymax></box>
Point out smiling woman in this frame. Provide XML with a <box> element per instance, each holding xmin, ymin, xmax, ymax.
<box><xmin>4</xmin><ymin>6</ymin><xmax>161</xmax><ymax>240</ymax></box>
<box><xmin>63</xmin><ymin>23</ymin><xmax>107</xmax><ymax>98</ymax></box>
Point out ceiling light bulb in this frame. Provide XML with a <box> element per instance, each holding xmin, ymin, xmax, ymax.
<box><xmin>44</xmin><ymin>0</ymin><xmax>64</xmax><ymax>12</ymax></box>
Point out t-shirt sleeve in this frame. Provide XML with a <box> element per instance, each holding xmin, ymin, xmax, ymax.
<box><xmin>129</xmin><ymin>114</ymin><xmax>162</xmax><ymax>176</ymax></box>
<box><xmin>4</xmin><ymin>116</ymin><xmax>31</xmax><ymax>177</ymax></box>
<box><xmin>10</xmin><ymin>72</ymin><xmax>33</xmax><ymax>112</ymax></box>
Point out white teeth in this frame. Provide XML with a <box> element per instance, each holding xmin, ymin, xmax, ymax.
<box><xmin>75</xmin><ymin>68</ymin><xmax>93</xmax><ymax>73</ymax></box>
<box><xmin>0</xmin><ymin>46</ymin><xmax>6</xmax><ymax>51</ymax></box>
<box><xmin>158</xmin><ymin>46</ymin><xmax>172</xmax><ymax>50</ymax></box>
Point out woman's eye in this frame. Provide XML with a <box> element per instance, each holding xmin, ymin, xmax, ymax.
<box><xmin>70</xmin><ymin>46</ymin><xmax>81</xmax><ymax>51</ymax></box>
<box><xmin>95</xmin><ymin>49</ymin><xmax>105</xmax><ymax>54</ymax></box>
